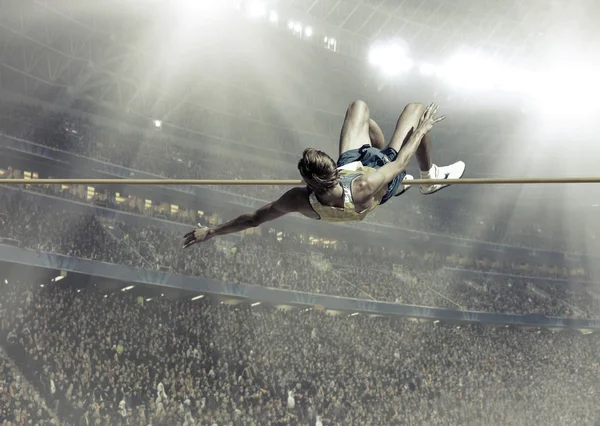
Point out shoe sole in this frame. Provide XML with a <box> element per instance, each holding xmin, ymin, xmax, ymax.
<box><xmin>420</xmin><ymin>162</ymin><xmax>466</xmax><ymax>196</ymax></box>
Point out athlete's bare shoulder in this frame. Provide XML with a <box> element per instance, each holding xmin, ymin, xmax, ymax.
<box><xmin>280</xmin><ymin>186</ymin><xmax>319</xmax><ymax>219</ymax></box>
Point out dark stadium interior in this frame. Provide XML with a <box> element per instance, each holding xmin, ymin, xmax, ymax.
<box><xmin>1</xmin><ymin>0</ymin><xmax>600</xmax><ymax>425</ymax></box>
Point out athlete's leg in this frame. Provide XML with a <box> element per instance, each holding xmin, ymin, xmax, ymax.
<box><xmin>387</xmin><ymin>103</ymin><xmax>431</xmax><ymax>173</ymax></box>
<box><xmin>339</xmin><ymin>100</ymin><xmax>372</xmax><ymax>157</ymax></box>
<box><xmin>368</xmin><ymin>119</ymin><xmax>386</xmax><ymax>150</ymax></box>
<box><xmin>389</xmin><ymin>103</ymin><xmax>465</xmax><ymax>196</ymax></box>
<box><xmin>377</xmin><ymin>103</ymin><xmax>425</xmax><ymax>199</ymax></box>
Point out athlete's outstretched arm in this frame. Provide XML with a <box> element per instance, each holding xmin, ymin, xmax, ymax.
<box><xmin>183</xmin><ymin>188</ymin><xmax>303</xmax><ymax>247</ymax></box>
<box><xmin>358</xmin><ymin>104</ymin><xmax>444</xmax><ymax>196</ymax></box>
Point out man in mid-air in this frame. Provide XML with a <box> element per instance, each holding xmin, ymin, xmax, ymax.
<box><xmin>184</xmin><ymin>102</ymin><xmax>465</xmax><ymax>247</ymax></box>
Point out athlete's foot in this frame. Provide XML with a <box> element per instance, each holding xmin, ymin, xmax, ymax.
<box><xmin>394</xmin><ymin>174</ymin><xmax>413</xmax><ymax>197</ymax></box>
<box><xmin>420</xmin><ymin>161</ymin><xmax>466</xmax><ymax>195</ymax></box>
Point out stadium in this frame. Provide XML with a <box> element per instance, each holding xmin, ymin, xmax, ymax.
<box><xmin>1</xmin><ymin>0</ymin><xmax>600</xmax><ymax>425</ymax></box>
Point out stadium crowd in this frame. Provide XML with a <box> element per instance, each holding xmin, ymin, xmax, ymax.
<box><xmin>0</xmin><ymin>279</ymin><xmax>599</xmax><ymax>426</ymax></box>
<box><xmin>0</xmin><ymin>283</ymin><xmax>56</xmax><ymax>426</ymax></box>
<box><xmin>0</xmin><ymin>352</ymin><xmax>56</xmax><ymax>425</ymax></box>
<box><xmin>1</xmin><ymin>102</ymin><xmax>596</xmax><ymax>254</ymax></box>
<box><xmin>0</xmin><ymin>188</ymin><xmax>596</xmax><ymax>318</ymax></box>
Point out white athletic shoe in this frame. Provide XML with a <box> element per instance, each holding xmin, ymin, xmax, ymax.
<box><xmin>394</xmin><ymin>174</ymin><xmax>413</xmax><ymax>197</ymax></box>
<box><xmin>420</xmin><ymin>161</ymin><xmax>466</xmax><ymax>195</ymax></box>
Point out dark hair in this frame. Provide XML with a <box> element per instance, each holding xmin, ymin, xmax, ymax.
<box><xmin>297</xmin><ymin>148</ymin><xmax>339</xmax><ymax>193</ymax></box>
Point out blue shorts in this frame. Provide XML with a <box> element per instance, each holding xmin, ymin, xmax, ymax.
<box><xmin>337</xmin><ymin>144</ymin><xmax>406</xmax><ymax>205</ymax></box>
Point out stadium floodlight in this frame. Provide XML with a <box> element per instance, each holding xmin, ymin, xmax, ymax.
<box><xmin>121</xmin><ymin>285</ymin><xmax>135</xmax><ymax>292</ymax></box>
<box><xmin>192</xmin><ymin>295</ymin><xmax>205</xmax><ymax>301</ymax></box>
<box><xmin>304</xmin><ymin>26</ymin><xmax>313</xmax><ymax>37</ymax></box>
<box><xmin>268</xmin><ymin>10</ymin><xmax>278</xmax><ymax>24</ymax></box>
<box><xmin>350</xmin><ymin>312</ymin><xmax>359</xmax><ymax>317</ymax></box>
<box><xmin>251</xmin><ymin>302</ymin><xmax>261</xmax><ymax>307</ymax></box>
<box><xmin>383</xmin><ymin>55</ymin><xmax>413</xmax><ymax>76</ymax></box>
<box><xmin>326</xmin><ymin>38</ymin><xmax>337</xmax><ymax>52</ymax></box>
<box><xmin>293</xmin><ymin>22</ymin><xmax>302</xmax><ymax>33</ymax></box>
<box><xmin>247</xmin><ymin>1</ymin><xmax>266</xmax><ymax>18</ymax></box>
<box><xmin>287</xmin><ymin>20</ymin><xmax>295</xmax><ymax>30</ymax></box>
<box><xmin>40</xmin><ymin>284</ymin><xmax>44</xmax><ymax>288</ymax></box>
<box><xmin>153</xmin><ymin>120</ymin><xmax>162</xmax><ymax>129</ymax></box>
<box><xmin>368</xmin><ymin>45</ymin><xmax>383</xmax><ymax>65</ymax></box>
<box><xmin>369</xmin><ymin>42</ymin><xmax>412</xmax><ymax>76</ymax></box>
<box><xmin>146</xmin><ymin>298</ymin><xmax>152</xmax><ymax>302</ymax></box>
<box><xmin>51</xmin><ymin>275</ymin><xmax>65</xmax><ymax>282</ymax></box>
<box><xmin>3</xmin><ymin>279</ymin><xmax>6</xmax><ymax>284</ymax></box>
<box><xmin>178</xmin><ymin>1</ymin><xmax>228</xmax><ymax>18</ymax></box>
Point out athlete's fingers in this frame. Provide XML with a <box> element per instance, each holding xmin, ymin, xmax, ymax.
<box><xmin>183</xmin><ymin>240</ymin><xmax>196</xmax><ymax>249</ymax></box>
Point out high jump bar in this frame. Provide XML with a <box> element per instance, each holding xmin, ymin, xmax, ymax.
<box><xmin>3</xmin><ymin>177</ymin><xmax>600</xmax><ymax>185</ymax></box>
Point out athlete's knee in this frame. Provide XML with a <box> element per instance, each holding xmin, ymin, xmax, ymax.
<box><xmin>348</xmin><ymin>100</ymin><xmax>370</xmax><ymax>117</ymax></box>
<box><xmin>404</xmin><ymin>102</ymin><xmax>425</xmax><ymax>114</ymax></box>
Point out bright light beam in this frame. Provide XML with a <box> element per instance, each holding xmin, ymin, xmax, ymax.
<box><xmin>369</xmin><ymin>42</ymin><xmax>413</xmax><ymax>76</ymax></box>
<box><xmin>524</xmin><ymin>63</ymin><xmax>600</xmax><ymax>126</ymax></box>
<box><xmin>268</xmin><ymin>10</ymin><xmax>278</xmax><ymax>24</ymax></box>
<box><xmin>246</xmin><ymin>2</ymin><xmax>266</xmax><ymax>18</ymax></box>
<box><xmin>440</xmin><ymin>51</ymin><xmax>502</xmax><ymax>90</ymax></box>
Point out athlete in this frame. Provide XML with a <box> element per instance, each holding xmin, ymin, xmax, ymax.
<box><xmin>183</xmin><ymin>101</ymin><xmax>465</xmax><ymax>248</ymax></box>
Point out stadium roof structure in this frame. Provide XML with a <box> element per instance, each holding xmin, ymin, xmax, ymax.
<box><xmin>2</xmin><ymin>0</ymin><xmax>599</xmax><ymax>119</ymax></box>
<box><xmin>0</xmin><ymin>1</ymin><xmax>354</xmax><ymax>140</ymax></box>
<box><xmin>282</xmin><ymin>0</ymin><xmax>597</xmax><ymax>65</ymax></box>
<box><xmin>3</xmin><ymin>0</ymin><xmax>594</xmax><ymax>121</ymax></box>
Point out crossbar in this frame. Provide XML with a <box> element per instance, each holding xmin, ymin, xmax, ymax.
<box><xmin>2</xmin><ymin>177</ymin><xmax>600</xmax><ymax>185</ymax></box>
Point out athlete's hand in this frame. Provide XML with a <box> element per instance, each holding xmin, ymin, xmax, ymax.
<box><xmin>416</xmin><ymin>103</ymin><xmax>445</xmax><ymax>135</ymax></box>
<box><xmin>183</xmin><ymin>225</ymin><xmax>212</xmax><ymax>248</ymax></box>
